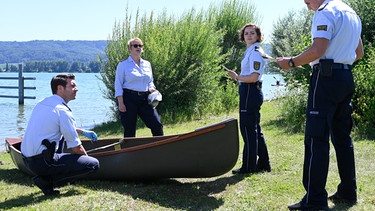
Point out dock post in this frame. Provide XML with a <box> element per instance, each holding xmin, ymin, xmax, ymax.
<box><xmin>18</xmin><ymin>64</ymin><xmax>24</xmax><ymax>105</ymax></box>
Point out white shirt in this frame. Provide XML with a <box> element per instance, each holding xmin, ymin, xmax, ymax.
<box><xmin>114</xmin><ymin>56</ymin><xmax>156</xmax><ymax>97</ymax></box>
<box><xmin>240</xmin><ymin>42</ymin><xmax>265</xmax><ymax>82</ymax></box>
<box><xmin>21</xmin><ymin>95</ymin><xmax>81</xmax><ymax>157</ymax></box>
<box><xmin>311</xmin><ymin>0</ymin><xmax>362</xmax><ymax>66</ymax></box>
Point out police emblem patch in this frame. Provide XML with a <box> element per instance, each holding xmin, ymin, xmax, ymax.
<box><xmin>317</xmin><ymin>25</ymin><xmax>328</xmax><ymax>31</ymax></box>
<box><xmin>254</xmin><ymin>62</ymin><xmax>261</xmax><ymax>70</ymax></box>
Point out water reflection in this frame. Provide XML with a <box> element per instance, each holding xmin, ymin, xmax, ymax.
<box><xmin>16</xmin><ymin>104</ymin><xmax>27</xmax><ymax>135</ymax></box>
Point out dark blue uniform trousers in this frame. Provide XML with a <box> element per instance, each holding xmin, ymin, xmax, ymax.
<box><xmin>120</xmin><ymin>91</ymin><xmax>164</xmax><ymax>137</ymax></box>
<box><xmin>302</xmin><ymin>66</ymin><xmax>357</xmax><ymax>206</ymax></box>
<box><xmin>24</xmin><ymin>150</ymin><xmax>99</xmax><ymax>187</ymax></box>
<box><xmin>238</xmin><ymin>83</ymin><xmax>270</xmax><ymax>172</ymax></box>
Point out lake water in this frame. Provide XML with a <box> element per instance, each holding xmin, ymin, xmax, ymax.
<box><xmin>0</xmin><ymin>73</ymin><xmax>284</xmax><ymax>151</ymax></box>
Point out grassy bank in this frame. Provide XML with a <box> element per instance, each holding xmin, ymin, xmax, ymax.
<box><xmin>1</xmin><ymin>100</ymin><xmax>374</xmax><ymax>210</ymax></box>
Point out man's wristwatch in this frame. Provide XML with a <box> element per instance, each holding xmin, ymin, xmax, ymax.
<box><xmin>288</xmin><ymin>58</ymin><xmax>295</xmax><ymax>67</ymax></box>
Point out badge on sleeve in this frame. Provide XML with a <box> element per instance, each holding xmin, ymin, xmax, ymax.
<box><xmin>254</xmin><ymin>62</ymin><xmax>261</xmax><ymax>71</ymax></box>
<box><xmin>317</xmin><ymin>25</ymin><xmax>328</xmax><ymax>31</ymax></box>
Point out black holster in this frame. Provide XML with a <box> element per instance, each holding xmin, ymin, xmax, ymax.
<box><xmin>256</xmin><ymin>81</ymin><xmax>263</xmax><ymax>90</ymax></box>
<box><xmin>319</xmin><ymin>59</ymin><xmax>334</xmax><ymax>77</ymax></box>
<box><xmin>41</xmin><ymin>139</ymin><xmax>56</xmax><ymax>163</ymax></box>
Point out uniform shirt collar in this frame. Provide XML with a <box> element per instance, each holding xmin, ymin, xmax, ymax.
<box><xmin>247</xmin><ymin>42</ymin><xmax>260</xmax><ymax>52</ymax></box>
<box><xmin>127</xmin><ymin>56</ymin><xmax>144</xmax><ymax>65</ymax></box>
<box><xmin>53</xmin><ymin>94</ymin><xmax>67</xmax><ymax>104</ymax></box>
<box><xmin>318</xmin><ymin>0</ymin><xmax>331</xmax><ymax>11</ymax></box>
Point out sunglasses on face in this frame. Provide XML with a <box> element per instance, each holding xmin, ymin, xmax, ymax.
<box><xmin>132</xmin><ymin>44</ymin><xmax>143</xmax><ymax>48</ymax></box>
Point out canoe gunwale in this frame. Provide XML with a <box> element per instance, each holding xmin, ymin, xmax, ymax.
<box><xmin>91</xmin><ymin>123</ymin><xmax>225</xmax><ymax>157</ymax></box>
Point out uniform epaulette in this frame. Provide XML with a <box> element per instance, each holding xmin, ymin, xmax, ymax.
<box><xmin>254</xmin><ymin>46</ymin><xmax>264</xmax><ymax>55</ymax></box>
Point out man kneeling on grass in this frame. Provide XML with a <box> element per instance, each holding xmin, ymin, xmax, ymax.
<box><xmin>21</xmin><ymin>74</ymin><xmax>100</xmax><ymax>196</ymax></box>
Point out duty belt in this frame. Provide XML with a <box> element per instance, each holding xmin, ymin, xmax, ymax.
<box><xmin>123</xmin><ymin>88</ymin><xmax>150</xmax><ymax>96</ymax></box>
<box><xmin>239</xmin><ymin>81</ymin><xmax>262</xmax><ymax>90</ymax></box>
<box><xmin>22</xmin><ymin>153</ymin><xmax>44</xmax><ymax>161</ymax></box>
<box><xmin>313</xmin><ymin>63</ymin><xmax>350</xmax><ymax>70</ymax></box>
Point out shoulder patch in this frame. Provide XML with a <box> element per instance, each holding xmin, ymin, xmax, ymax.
<box><xmin>254</xmin><ymin>61</ymin><xmax>261</xmax><ymax>71</ymax></box>
<box><xmin>255</xmin><ymin>46</ymin><xmax>259</xmax><ymax>51</ymax></box>
<box><xmin>317</xmin><ymin>25</ymin><xmax>328</xmax><ymax>31</ymax></box>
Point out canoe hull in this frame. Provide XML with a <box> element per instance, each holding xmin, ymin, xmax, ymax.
<box><xmin>5</xmin><ymin>118</ymin><xmax>239</xmax><ymax>180</ymax></box>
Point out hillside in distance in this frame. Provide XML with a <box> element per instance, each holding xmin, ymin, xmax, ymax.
<box><xmin>0</xmin><ymin>40</ymin><xmax>107</xmax><ymax>64</ymax></box>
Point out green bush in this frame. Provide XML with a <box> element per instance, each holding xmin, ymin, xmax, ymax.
<box><xmin>270</xmin><ymin>9</ymin><xmax>313</xmax><ymax>133</ymax></box>
<box><xmin>352</xmin><ymin>43</ymin><xmax>375</xmax><ymax>135</ymax></box>
<box><xmin>278</xmin><ymin>82</ymin><xmax>308</xmax><ymax>133</ymax></box>
<box><xmin>208</xmin><ymin>0</ymin><xmax>258</xmax><ymax>71</ymax></box>
<box><xmin>347</xmin><ymin>0</ymin><xmax>375</xmax><ymax>44</ymax></box>
<box><xmin>100</xmin><ymin>0</ymin><xmax>259</xmax><ymax>124</ymax></box>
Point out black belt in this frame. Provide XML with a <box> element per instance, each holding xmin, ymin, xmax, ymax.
<box><xmin>123</xmin><ymin>88</ymin><xmax>150</xmax><ymax>96</ymax></box>
<box><xmin>23</xmin><ymin>153</ymin><xmax>44</xmax><ymax>161</ymax></box>
<box><xmin>239</xmin><ymin>81</ymin><xmax>262</xmax><ymax>90</ymax></box>
<box><xmin>239</xmin><ymin>81</ymin><xmax>262</xmax><ymax>86</ymax></box>
<box><xmin>314</xmin><ymin>63</ymin><xmax>350</xmax><ymax>70</ymax></box>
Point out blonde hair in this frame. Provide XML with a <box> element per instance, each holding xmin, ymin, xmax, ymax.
<box><xmin>127</xmin><ymin>37</ymin><xmax>143</xmax><ymax>53</ymax></box>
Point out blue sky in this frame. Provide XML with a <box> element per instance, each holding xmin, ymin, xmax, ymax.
<box><xmin>0</xmin><ymin>0</ymin><xmax>306</xmax><ymax>42</ymax></box>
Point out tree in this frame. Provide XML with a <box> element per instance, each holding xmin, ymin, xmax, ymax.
<box><xmin>271</xmin><ymin>9</ymin><xmax>314</xmax><ymax>85</ymax></box>
<box><xmin>207</xmin><ymin>0</ymin><xmax>259</xmax><ymax>71</ymax></box>
<box><xmin>10</xmin><ymin>64</ymin><xmax>18</xmax><ymax>72</ymax></box>
<box><xmin>52</xmin><ymin>60</ymin><xmax>70</xmax><ymax>73</ymax></box>
<box><xmin>347</xmin><ymin>0</ymin><xmax>375</xmax><ymax>44</ymax></box>
<box><xmin>344</xmin><ymin>0</ymin><xmax>375</xmax><ymax>133</ymax></box>
<box><xmin>268</xmin><ymin>9</ymin><xmax>313</xmax><ymax>132</ymax></box>
<box><xmin>88</xmin><ymin>61</ymin><xmax>101</xmax><ymax>73</ymax></box>
<box><xmin>70</xmin><ymin>61</ymin><xmax>83</xmax><ymax>73</ymax></box>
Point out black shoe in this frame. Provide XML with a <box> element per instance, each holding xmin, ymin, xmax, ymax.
<box><xmin>33</xmin><ymin>176</ymin><xmax>60</xmax><ymax>196</ymax></box>
<box><xmin>256</xmin><ymin>165</ymin><xmax>271</xmax><ymax>172</ymax></box>
<box><xmin>288</xmin><ymin>201</ymin><xmax>328</xmax><ymax>210</ymax></box>
<box><xmin>54</xmin><ymin>179</ymin><xmax>76</xmax><ymax>188</ymax></box>
<box><xmin>257</xmin><ymin>161</ymin><xmax>271</xmax><ymax>172</ymax></box>
<box><xmin>328</xmin><ymin>192</ymin><xmax>357</xmax><ymax>205</ymax></box>
<box><xmin>232</xmin><ymin>168</ymin><xmax>251</xmax><ymax>174</ymax></box>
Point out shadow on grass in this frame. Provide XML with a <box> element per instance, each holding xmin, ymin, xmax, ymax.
<box><xmin>265</xmin><ymin>116</ymin><xmax>375</xmax><ymax>142</ymax></box>
<box><xmin>0</xmin><ymin>167</ymin><xmax>87</xmax><ymax>210</ymax></box>
<box><xmin>0</xmin><ymin>168</ymin><xmax>67</xmax><ymax>209</ymax></box>
<box><xmin>0</xmin><ymin>168</ymin><xmax>32</xmax><ymax>186</ymax></box>
<box><xmin>0</xmin><ymin>189</ymin><xmax>82</xmax><ymax>210</ymax></box>
<box><xmin>0</xmin><ymin>165</ymin><xmax>245</xmax><ymax>210</ymax></box>
<box><xmin>81</xmin><ymin>175</ymin><xmax>245</xmax><ymax>210</ymax></box>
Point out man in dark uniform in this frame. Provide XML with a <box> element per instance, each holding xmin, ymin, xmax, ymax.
<box><xmin>277</xmin><ymin>0</ymin><xmax>364</xmax><ymax>210</ymax></box>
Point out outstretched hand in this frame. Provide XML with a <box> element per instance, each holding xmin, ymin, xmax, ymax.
<box><xmin>82</xmin><ymin>130</ymin><xmax>98</xmax><ymax>142</ymax></box>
